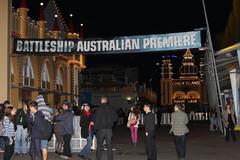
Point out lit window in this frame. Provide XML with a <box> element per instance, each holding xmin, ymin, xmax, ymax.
<box><xmin>56</xmin><ymin>68</ymin><xmax>63</xmax><ymax>92</ymax></box>
<box><xmin>41</xmin><ymin>63</ymin><xmax>50</xmax><ymax>89</ymax></box>
<box><xmin>22</xmin><ymin>57</ymin><xmax>34</xmax><ymax>86</ymax></box>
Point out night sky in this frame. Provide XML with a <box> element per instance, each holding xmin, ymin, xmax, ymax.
<box><xmin>13</xmin><ymin>0</ymin><xmax>233</xmax><ymax>90</ymax></box>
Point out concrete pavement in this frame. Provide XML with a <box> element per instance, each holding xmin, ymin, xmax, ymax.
<box><xmin>1</xmin><ymin>121</ymin><xmax>240</xmax><ymax>160</ymax></box>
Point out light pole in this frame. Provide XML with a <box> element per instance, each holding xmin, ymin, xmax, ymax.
<box><xmin>202</xmin><ymin>0</ymin><xmax>224</xmax><ymax>133</ymax></box>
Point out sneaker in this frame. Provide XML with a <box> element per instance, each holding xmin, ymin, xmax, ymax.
<box><xmin>78</xmin><ymin>154</ymin><xmax>85</xmax><ymax>159</ymax></box>
<box><xmin>60</xmin><ymin>155</ymin><xmax>69</xmax><ymax>159</ymax></box>
<box><xmin>55</xmin><ymin>151</ymin><xmax>61</xmax><ymax>155</ymax></box>
<box><xmin>103</xmin><ymin>147</ymin><xmax>116</xmax><ymax>151</ymax></box>
<box><xmin>103</xmin><ymin>147</ymin><xmax>107</xmax><ymax>151</ymax></box>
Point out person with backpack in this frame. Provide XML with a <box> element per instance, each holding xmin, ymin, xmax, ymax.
<box><xmin>55</xmin><ymin>101</ymin><xmax>74</xmax><ymax>159</ymax></box>
<box><xmin>14</xmin><ymin>99</ymin><xmax>28</xmax><ymax>155</ymax></box>
<box><xmin>27</xmin><ymin>101</ymin><xmax>45</xmax><ymax>160</ymax></box>
<box><xmin>35</xmin><ymin>95</ymin><xmax>53</xmax><ymax>160</ymax></box>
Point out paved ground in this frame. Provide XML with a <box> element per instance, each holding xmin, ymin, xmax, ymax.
<box><xmin>1</xmin><ymin>121</ymin><xmax>240</xmax><ymax>160</ymax></box>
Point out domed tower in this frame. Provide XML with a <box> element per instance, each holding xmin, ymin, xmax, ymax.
<box><xmin>179</xmin><ymin>49</ymin><xmax>198</xmax><ymax>79</ymax></box>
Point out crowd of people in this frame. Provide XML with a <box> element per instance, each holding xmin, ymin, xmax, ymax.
<box><xmin>0</xmin><ymin>96</ymin><xmax>75</xmax><ymax>160</ymax></box>
<box><xmin>0</xmin><ymin>95</ymin><xmax>238</xmax><ymax>160</ymax></box>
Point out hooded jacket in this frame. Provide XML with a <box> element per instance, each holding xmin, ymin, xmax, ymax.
<box><xmin>35</xmin><ymin>95</ymin><xmax>53</xmax><ymax>121</ymax></box>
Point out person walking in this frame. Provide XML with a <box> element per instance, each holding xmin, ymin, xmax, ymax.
<box><xmin>143</xmin><ymin>103</ymin><xmax>157</xmax><ymax>160</ymax></box>
<box><xmin>55</xmin><ymin>101</ymin><xmax>74</xmax><ymax>159</ymax></box>
<box><xmin>94</xmin><ymin>95</ymin><xmax>117</xmax><ymax>160</ymax></box>
<box><xmin>14</xmin><ymin>99</ymin><xmax>28</xmax><ymax>155</ymax></box>
<box><xmin>127</xmin><ymin>106</ymin><xmax>139</xmax><ymax>146</ymax></box>
<box><xmin>223</xmin><ymin>103</ymin><xmax>237</xmax><ymax>142</ymax></box>
<box><xmin>170</xmin><ymin>104</ymin><xmax>189</xmax><ymax>160</ymax></box>
<box><xmin>79</xmin><ymin>103</ymin><xmax>94</xmax><ymax>160</ymax></box>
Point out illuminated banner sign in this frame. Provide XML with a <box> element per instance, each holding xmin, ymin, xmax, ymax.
<box><xmin>13</xmin><ymin>31</ymin><xmax>201</xmax><ymax>55</ymax></box>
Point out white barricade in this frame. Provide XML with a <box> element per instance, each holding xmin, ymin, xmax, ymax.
<box><xmin>188</xmin><ymin>112</ymin><xmax>208</xmax><ymax>121</ymax></box>
<box><xmin>161</xmin><ymin>113</ymin><xmax>171</xmax><ymax>125</ymax></box>
<box><xmin>158</xmin><ymin>112</ymin><xmax>209</xmax><ymax>125</ymax></box>
<box><xmin>48</xmin><ymin>116</ymin><xmax>97</xmax><ymax>152</ymax></box>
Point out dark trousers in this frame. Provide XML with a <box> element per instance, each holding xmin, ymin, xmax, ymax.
<box><xmin>225</xmin><ymin>127</ymin><xmax>236</xmax><ymax>141</ymax></box>
<box><xmin>3</xmin><ymin>137</ymin><xmax>14</xmax><ymax>160</ymax></box>
<box><xmin>145</xmin><ymin>132</ymin><xmax>157</xmax><ymax>160</ymax></box>
<box><xmin>96</xmin><ymin>129</ymin><xmax>113</xmax><ymax>160</ymax></box>
<box><xmin>62</xmin><ymin>134</ymin><xmax>72</xmax><ymax>157</ymax></box>
<box><xmin>173</xmin><ymin>134</ymin><xmax>186</xmax><ymax>159</ymax></box>
<box><xmin>29</xmin><ymin>138</ymin><xmax>42</xmax><ymax>160</ymax></box>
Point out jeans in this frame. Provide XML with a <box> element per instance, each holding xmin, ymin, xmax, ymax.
<box><xmin>96</xmin><ymin>129</ymin><xmax>113</xmax><ymax>160</ymax></box>
<box><xmin>173</xmin><ymin>134</ymin><xmax>186</xmax><ymax>159</ymax></box>
<box><xmin>62</xmin><ymin>134</ymin><xmax>72</xmax><ymax>157</ymax></box>
<box><xmin>3</xmin><ymin>137</ymin><xmax>14</xmax><ymax>160</ymax></box>
<box><xmin>0</xmin><ymin>137</ymin><xmax>5</xmax><ymax>150</ymax></box>
<box><xmin>29</xmin><ymin>139</ymin><xmax>42</xmax><ymax>160</ymax></box>
<box><xmin>130</xmin><ymin>126</ymin><xmax>138</xmax><ymax>144</ymax></box>
<box><xmin>14</xmin><ymin>125</ymin><xmax>28</xmax><ymax>154</ymax></box>
<box><xmin>79</xmin><ymin>135</ymin><xmax>93</xmax><ymax>159</ymax></box>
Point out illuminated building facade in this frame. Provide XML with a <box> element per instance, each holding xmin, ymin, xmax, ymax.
<box><xmin>8</xmin><ymin>0</ymin><xmax>86</xmax><ymax>107</ymax></box>
<box><xmin>160</xmin><ymin>49</ymin><xmax>208</xmax><ymax>109</ymax></box>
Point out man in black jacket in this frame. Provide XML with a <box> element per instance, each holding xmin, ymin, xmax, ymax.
<box><xmin>143</xmin><ymin>103</ymin><xmax>157</xmax><ymax>160</ymax></box>
<box><xmin>95</xmin><ymin>95</ymin><xmax>117</xmax><ymax>160</ymax></box>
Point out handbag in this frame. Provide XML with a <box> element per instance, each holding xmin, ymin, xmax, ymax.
<box><xmin>234</xmin><ymin>125</ymin><xmax>240</xmax><ymax>131</ymax></box>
